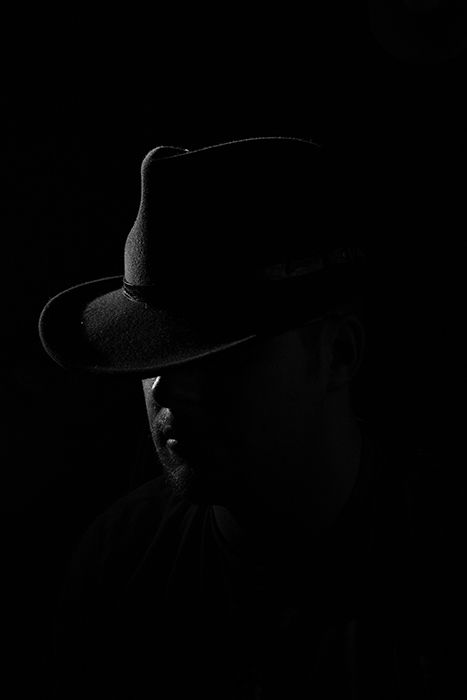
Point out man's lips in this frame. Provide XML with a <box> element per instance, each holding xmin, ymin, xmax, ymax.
<box><xmin>155</xmin><ymin>407</ymin><xmax>231</xmax><ymax>468</ymax></box>
<box><xmin>158</xmin><ymin>421</ymin><xmax>186</xmax><ymax>458</ymax></box>
<box><xmin>160</xmin><ymin>425</ymin><xmax>185</xmax><ymax>452</ymax></box>
<box><xmin>155</xmin><ymin>409</ymin><xmax>238</xmax><ymax>486</ymax></box>
<box><xmin>157</xmin><ymin>411</ymin><xmax>201</xmax><ymax>457</ymax></box>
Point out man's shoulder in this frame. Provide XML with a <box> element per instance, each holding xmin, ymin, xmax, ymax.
<box><xmin>91</xmin><ymin>475</ymin><xmax>186</xmax><ymax>553</ymax></box>
<box><xmin>100</xmin><ymin>474</ymin><xmax>174</xmax><ymax>525</ymax></box>
<box><xmin>66</xmin><ymin>476</ymin><xmax>192</xmax><ymax>591</ymax></box>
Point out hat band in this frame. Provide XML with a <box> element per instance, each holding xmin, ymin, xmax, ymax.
<box><xmin>122</xmin><ymin>279</ymin><xmax>159</xmax><ymax>304</ymax></box>
<box><xmin>257</xmin><ymin>247</ymin><xmax>365</xmax><ymax>280</ymax></box>
<box><xmin>122</xmin><ymin>247</ymin><xmax>366</xmax><ymax>304</ymax></box>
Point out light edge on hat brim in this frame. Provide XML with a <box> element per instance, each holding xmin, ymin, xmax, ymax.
<box><xmin>38</xmin><ymin>275</ymin><xmax>260</xmax><ymax>377</ymax></box>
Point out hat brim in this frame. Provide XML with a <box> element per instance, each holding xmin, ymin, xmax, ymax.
<box><xmin>38</xmin><ymin>276</ymin><xmax>260</xmax><ymax>376</ymax></box>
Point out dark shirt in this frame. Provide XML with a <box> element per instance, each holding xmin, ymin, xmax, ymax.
<box><xmin>49</xmin><ymin>424</ymin><xmax>448</xmax><ymax>699</ymax></box>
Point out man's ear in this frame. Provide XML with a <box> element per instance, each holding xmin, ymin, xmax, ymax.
<box><xmin>325</xmin><ymin>314</ymin><xmax>366</xmax><ymax>392</ymax></box>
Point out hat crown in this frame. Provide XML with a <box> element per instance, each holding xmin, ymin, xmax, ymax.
<box><xmin>123</xmin><ymin>137</ymin><xmax>339</xmax><ymax>291</ymax></box>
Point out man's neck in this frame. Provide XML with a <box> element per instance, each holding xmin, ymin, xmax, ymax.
<box><xmin>311</xmin><ymin>411</ymin><xmax>363</xmax><ymax>531</ymax></box>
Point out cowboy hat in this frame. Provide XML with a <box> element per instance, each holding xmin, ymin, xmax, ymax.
<box><xmin>38</xmin><ymin>137</ymin><xmax>368</xmax><ymax>376</ymax></box>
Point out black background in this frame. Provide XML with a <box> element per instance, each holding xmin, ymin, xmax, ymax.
<box><xmin>2</xmin><ymin>4</ymin><xmax>466</xmax><ymax>695</ymax></box>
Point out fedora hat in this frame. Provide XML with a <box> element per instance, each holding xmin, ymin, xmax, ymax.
<box><xmin>38</xmin><ymin>137</ymin><xmax>368</xmax><ymax>376</ymax></box>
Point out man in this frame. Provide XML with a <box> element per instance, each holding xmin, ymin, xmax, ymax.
<box><xmin>39</xmin><ymin>138</ymin><xmax>434</xmax><ymax>698</ymax></box>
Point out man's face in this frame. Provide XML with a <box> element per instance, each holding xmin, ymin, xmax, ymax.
<box><xmin>142</xmin><ymin>327</ymin><xmax>327</xmax><ymax>512</ymax></box>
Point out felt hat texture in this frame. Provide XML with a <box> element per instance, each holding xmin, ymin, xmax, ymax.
<box><xmin>39</xmin><ymin>137</ymin><xmax>368</xmax><ymax>376</ymax></box>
